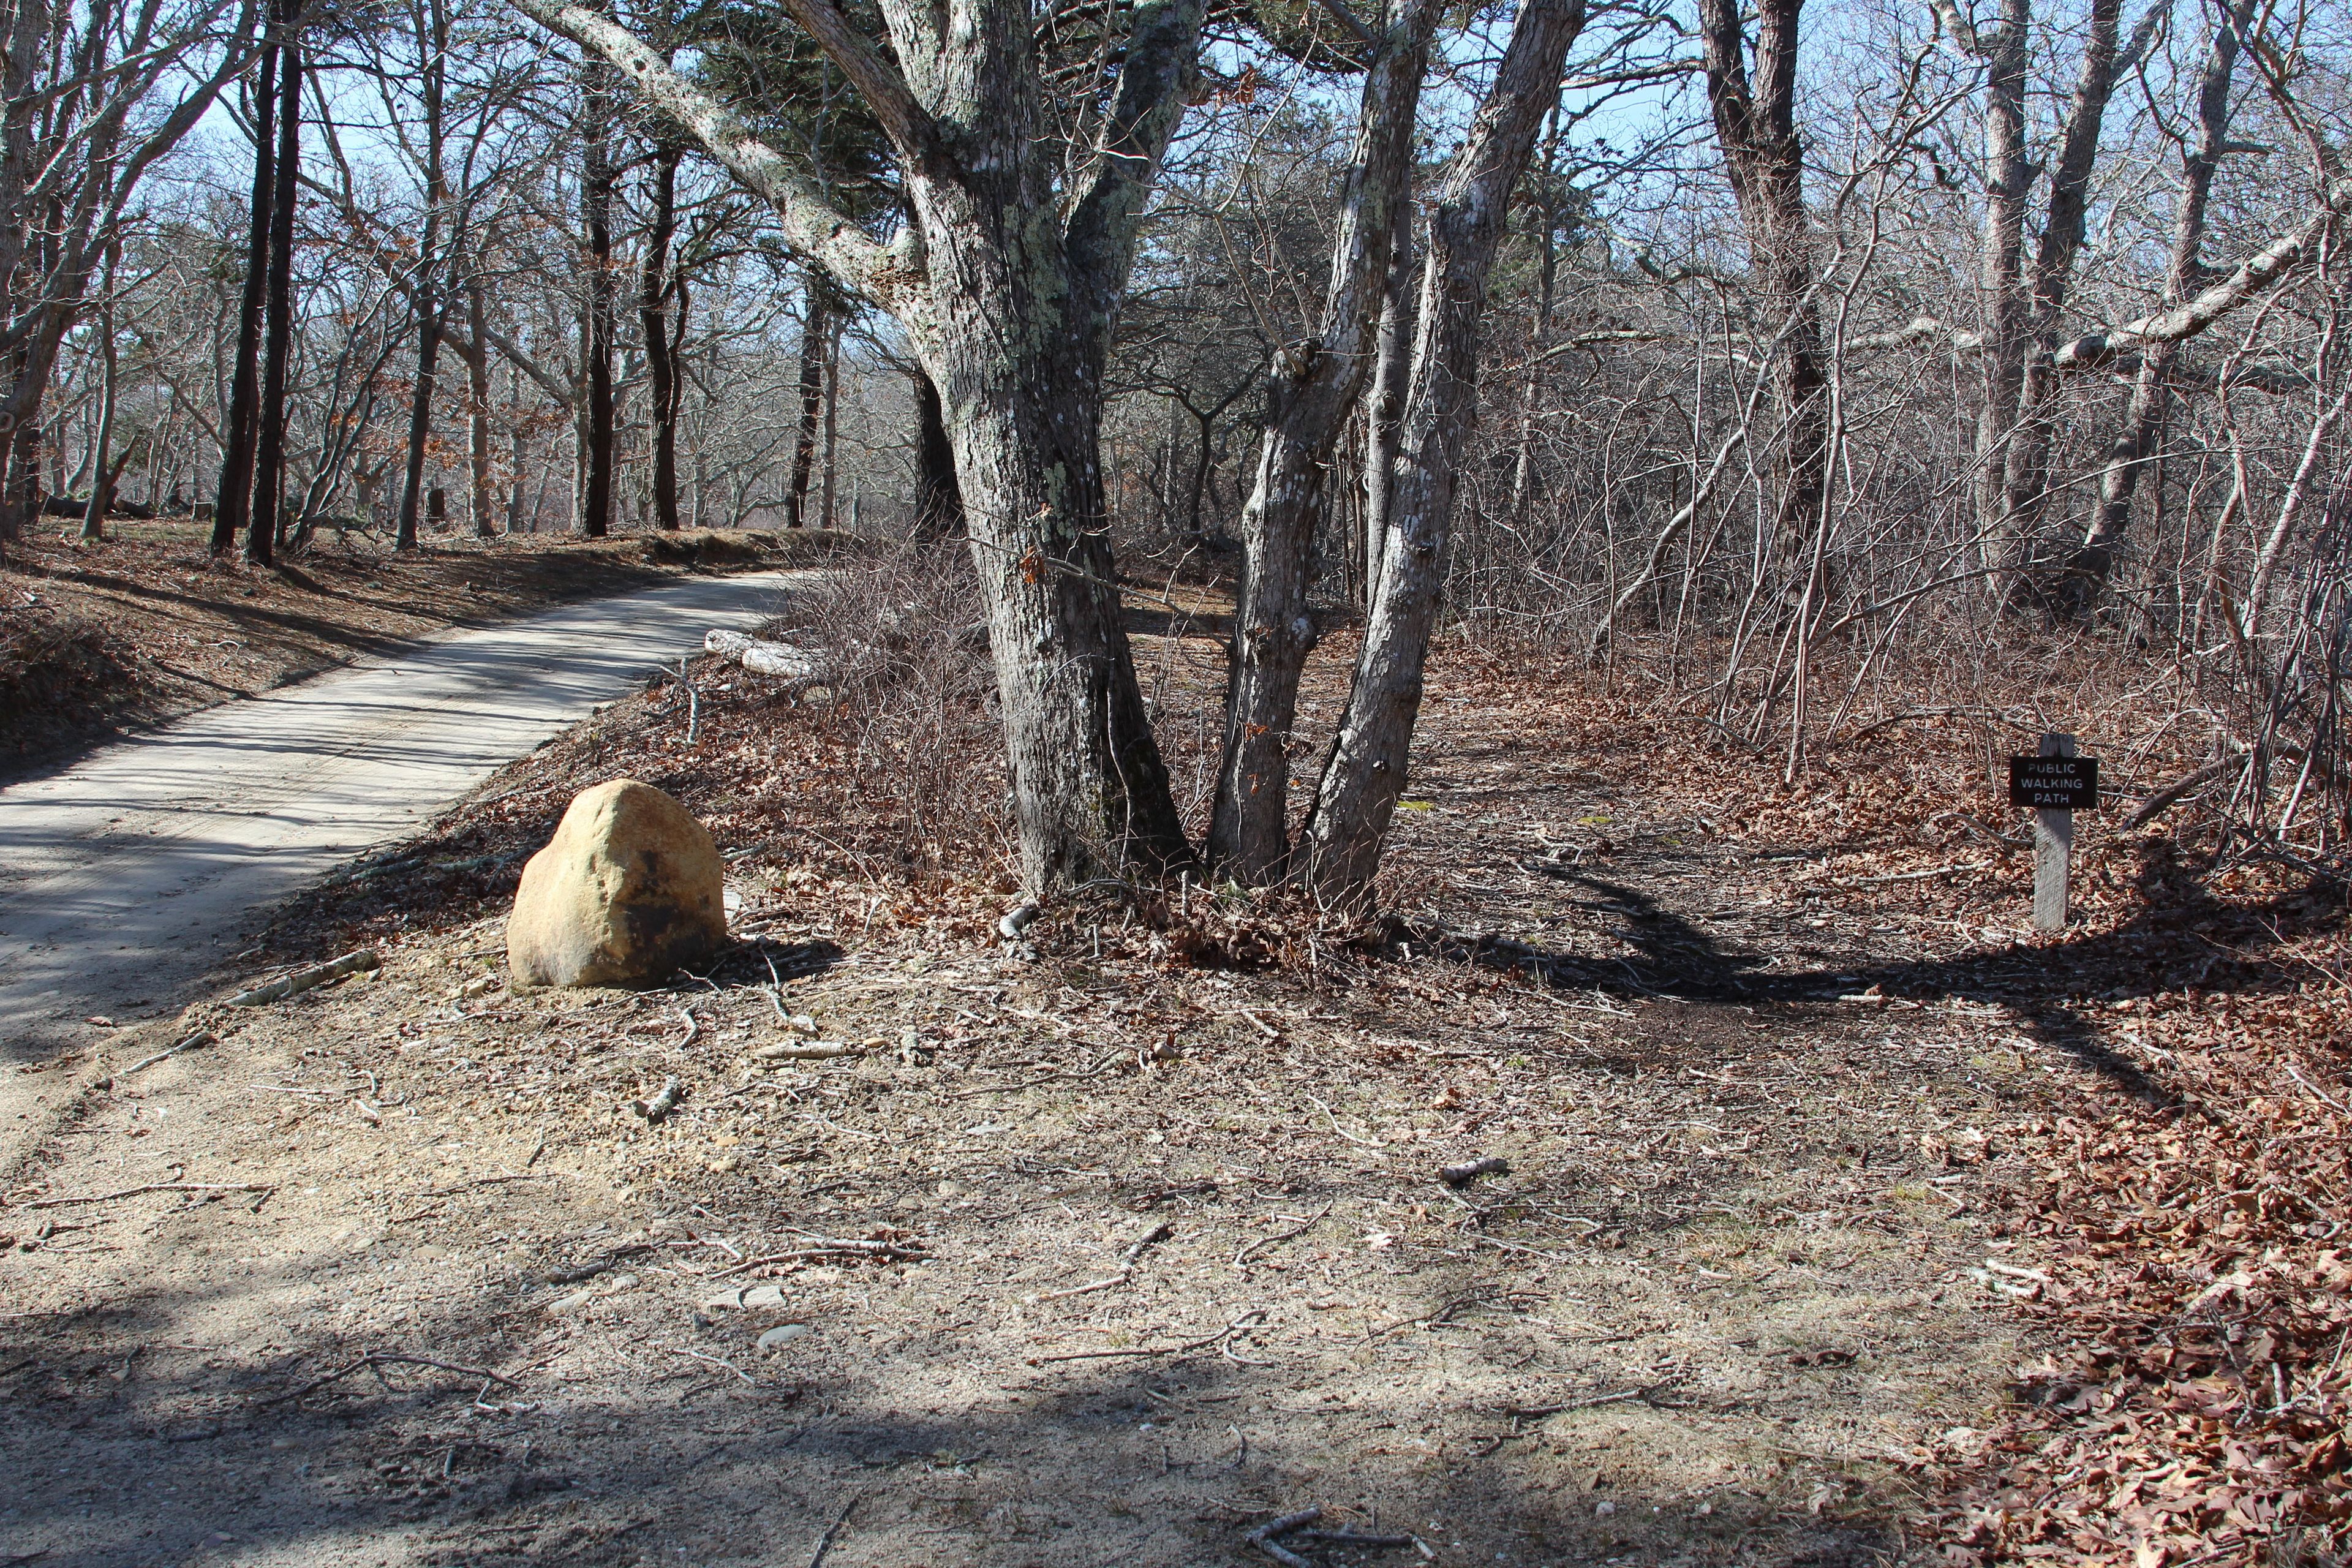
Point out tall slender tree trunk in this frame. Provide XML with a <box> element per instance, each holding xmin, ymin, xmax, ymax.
<box><xmin>1504</xmin><ymin>108</ymin><xmax>1559</xmax><ymax>532</ymax></box>
<box><xmin>466</xmin><ymin>275</ymin><xmax>495</xmax><ymax>536</ymax></box>
<box><xmin>80</xmin><ymin>243</ymin><xmax>118</xmax><ymax>541</ymax></box>
<box><xmin>785</xmin><ymin>282</ymin><xmax>827</xmax><ymax>528</ymax></box>
<box><xmin>1361</xmin><ymin>197</ymin><xmax>1414</xmax><ymax>606</ymax></box>
<box><xmin>578</xmin><ymin>62</ymin><xmax>615</xmax><ymax>538</ymax></box>
<box><xmin>818</xmin><ymin>315</ymin><xmax>840</xmax><ymax>529</ymax></box>
<box><xmin>639</xmin><ymin>141</ymin><xmax>681</xmax><ymax>530</ymax></box>
<box><xmin>394</xmin><ymin>128</ymin><xmax>444</xmax><ymax>544</ymax></box>
<box><xmin>248</xmin><ymin>5</ymin><xmax>302</xmax><ymax>565</ymax></box>
<box><xmin>2055</xmin><ymin>0</ymin><xmax>2253</xmax><ymax>617</ymax></box>
<box><xmin>1298</xmin><ymin>0</ymin><xmax>1588</xmax><ymax>897</ymax></box>
<box><xmin>1697</xmin><ymin>0</ymin><xmax>1826</xmax><ymax>553</ymax></box>
<box><xmin>1970</xmin><ymin>0</ymin><xmax>2034</xmax><ymax>554</ymax></box>
<box><xmin>213</xmin><ymin>18</ymin><xmax>278</xmax><ymax>555</ymax></box>
<box><xmin>1207</xmin><ymin>0</ymin><xmax>1438</xmax><ymax>880</ymax></box>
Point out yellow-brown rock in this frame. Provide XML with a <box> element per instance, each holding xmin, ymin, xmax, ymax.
<box><xmin>507</xmin><ymin>780</ymin><xmax>726</xmax><ymax>989</ymax></box>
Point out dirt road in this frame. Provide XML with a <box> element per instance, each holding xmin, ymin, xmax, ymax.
<box><xmin>0</xmin><ymin>570</ymin><xmax>803</xmax><ymax>1082</ymax></box>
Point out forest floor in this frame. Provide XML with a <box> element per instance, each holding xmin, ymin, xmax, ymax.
<box><xmin>0</xmin><ymin>519</ymin><xmax>843</xmax><ymax>782</ymax></box>
<box><xmin>0</xmin><ymin>576</ymin><xmax>2343</xmax><ymax>1567</ymax></box>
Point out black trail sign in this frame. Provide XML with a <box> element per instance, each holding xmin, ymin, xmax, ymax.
<box><xmin>2009</xmin><ymin>755</ymin><xmax>2099</xmax><ymax>811</ymax></box>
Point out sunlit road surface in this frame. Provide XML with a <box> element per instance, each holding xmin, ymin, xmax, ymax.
<box><xmin>0</xmin><ymin>569</ymin><xmax>802</xmax><ymax>1065</ymax></box>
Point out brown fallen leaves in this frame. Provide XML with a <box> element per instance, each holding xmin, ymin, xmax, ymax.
<box><xmin>1931</xmin><ymin>929</ymin><xmax>2352</xmax><ymax>1566</ymax></box>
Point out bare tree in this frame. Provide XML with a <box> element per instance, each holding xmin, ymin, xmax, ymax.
<box><xmin>1298</xmin><ymin>0</ymin><xmax>1589</xmax><ymax>894</ymax></box>
<box><xmin>1207</xmin><ymin>0</ymin><xmax>1439</xmax><ymax>880</ymax></box>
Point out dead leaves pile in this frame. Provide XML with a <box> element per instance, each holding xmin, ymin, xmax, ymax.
<box><xmin>1934</xmin><ymin>969</ymin><xmax>2352</xmax><ymax>1565</ymax></box>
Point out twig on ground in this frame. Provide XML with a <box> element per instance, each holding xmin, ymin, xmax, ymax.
<box><xmin>631</xmin><ymin>1076</ymin><xmax>682</xmax><ymax>1121</ymax></box>
<box><xmin>805</xmin><ymin>1491</ymin><xmax>862</xmax><ymax>1568</ymax></box>
<box><xmin>121</xmin><ymin>1030</ymin><xmax>215</xmax><ymax>1077</ymax></box>
<box><xmin>1031</xmin><ymin>1308</ymin><xmax>1267</xmax><ymax>1365</ymax></box>
<box><xmin>707</xmin><ymin>1237</ymin><xmax>928</xmax><ymax>1278</ymax></box>
<box><xmin>1246</xmin><ymin>1507</ymin><xmax>1323</xmax><ymax>1567</ymax></box>
<box><xmin>1305</xmin><ymin>1094</ymin><xmax>1384</xmax><ymax>1150</ymax></box>
<box><xmin>1501</xmin><ymin>1377</ymin><xmax>1684</xmax><ymax>1421</ymax></box>
<box><xmin>225</xmin><ymin>949</ymin><xmax>380</xmax><ymax>1006</ymax></box>
<box><xmin>1122</xmin><ymin>1219</ymin><xmax>1172</xmax><ymax>1266</ymax></box>
<box><xmin>255</xmin><ymin>1351</ymin><xmax>519</xmax><ymax>1408</ymax></box>
<box><xmin>1438</xmin><ymin>1156</ymin><xmax>1509</xmax><ymax>1187</ymax></box>
<box><xmin>1235</xmin><ymin>1204</ymin><xmax>1332</xmax><ymax>1270</ymax></box>
<box><xmin>24</xmin><ymin>1181</ymin><xmax>275</xmax><ymax>1210</ymax></box>
<box><xmin>674</xmin><ymin>1348</ymin><xmax>753</xmax><ymax>1384</ymax></box>
<box><xmin>951</xmin><ymin>1049</ymin><xmax>1127</xmax><ymax>1098</ymax></box>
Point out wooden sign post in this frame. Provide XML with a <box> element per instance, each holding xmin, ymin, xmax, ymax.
<box><xmin>2007</xmin><ymin>734</ymin><xmax>2098</xmax><ymax>933</ymax></box>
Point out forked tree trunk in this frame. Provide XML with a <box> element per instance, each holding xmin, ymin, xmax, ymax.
<box><xmin>1207</xmin><ymin>0</ymin><xmax>1437</xmax><ymax>881</ymax></box>
<box><xmin>1966</xmin><ymin>0</ymin><xmax>2034</xmax><ymax>554</ymax></box>
<box><xmin>2054</xmin><ymin>0</ymin><xmax>2253</xmax><ymax>618</ymax></box>
<box><xmin>1298</xmin><ymin>0</ymin><xmax>1587</xmax><ymax>897</ymax></box>
<box><xmin>1997</xmin><ymin>0</ymin><xmax>2144</xmax><ymax>554</ymax></box>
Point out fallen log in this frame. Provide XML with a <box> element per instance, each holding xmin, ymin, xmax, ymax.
<box><xmin>703</xmin><ymin>628</ymin><xmax>820</xmax><ymax>680</ymax></box>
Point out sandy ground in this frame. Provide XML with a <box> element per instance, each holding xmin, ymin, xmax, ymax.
<box><xmin>6</xmin><ymin>583</ymin><xmax>2328</xmax><ymax>1567</ymax></box>
<box><xmin>0</xmin><ymin>655</ymin><xmax>2081</xmax><ymax>1568</ymax></box>
<box><xmin>0</xmin><ymin>569</ymin><xmax>806</xmax><ymax>1125</ymax></box>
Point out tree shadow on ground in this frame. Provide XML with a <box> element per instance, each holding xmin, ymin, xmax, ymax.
<box><xmin>1433</xmin><ymin>841</ymin><xmax>2345</xmax><ymax>1106</ymax></box>
<box><xmin>0</xmin><ymin>1209</ymin><xmax>1895</xmax><ymax>1568</ymax></box>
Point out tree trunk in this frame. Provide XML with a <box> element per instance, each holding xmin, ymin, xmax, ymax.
<box><xmin>2054</xmin><ymin>0</ymin><xmax>2252</xmax><ymax>617</ymax></box>
<box><xmin>1208</xmin><ymin>0</ymin><xmax>1438</xmax><ymax>880</ymax></box>
<box><xmin>506</xmin><ymin>359</ymin><xmax>529</xmax><ymax>533</ymax></box>
<box><xmin>640</xmin><ymin>141</ymin><xmax>682</xmax><ymax>530</ymax></box>
<box><xmin>911</xmin><ymin>365</ymin><xmax>963</xmax><ymax>539</ymax></box>
<box><xmin>465</xmin><ymin>276</ymin><xmax>496</xmax><ymax>535</ymax></box>
<box><xmin>1998</xmin><ymin>0</ymin><xmax>2138</xmax><ymax>556</ymax></box>
<box><xmin>517</xmin><ymin>0</ymin><xmax>1208</xmax><ymax>891</ymax></box>
<box><xmin>1697</xmin><ymin>0</ymin><xmax>1826</xmax><ymax>552</ymax></box>
<box><xmin>1361</xmin><ymin>195</ymin><xmax>1414</xmax><ymax>605</ymax></box>
<box><xmin>1298</xmin><ymin>0</ymin><xmax>1587</xmax><ymax>897</ymax></box>
<box><xmin>248</xmin><ymin>7</ymin><xmax>303</xmax><ymax>565</ymax></box>
<box><xmin>579</xmin><ymin>61</ymin><xmax>615</xmax><ymax>538</ymax></box>
<box><xmin>1970</xmin><ymin>0</ymin><xmax>2034</xmax><ymax>555</ymax></box>
<box><xmin>818</xmin><ymin>312</ymin><xmax>840</xmax><ymax>528</ymax></box>
<box><xmin>785</xmin><ymin>282</ymin><xmax>827</xmax><ymax>527</ymax></box>
<box><xmin>80</xmin><ymin>245</ymin><xmax>117</xmax><ymax>541</ymax></box>
<box><xmin>213</xmin><ymin>21</ymin><xmax>278</xmax><ymax>555</ymax></box>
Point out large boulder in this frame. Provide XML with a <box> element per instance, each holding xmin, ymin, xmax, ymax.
<box><xmin>507</xmin><ymin>780</ymin><xmax>727</xmax><ymax>989</ymax></box>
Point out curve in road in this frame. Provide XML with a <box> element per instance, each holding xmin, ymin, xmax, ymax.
<box><xmin>0</xmin><ymin>568</ymin><xmax>802</xmax><ymax>1064</ymax></box>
